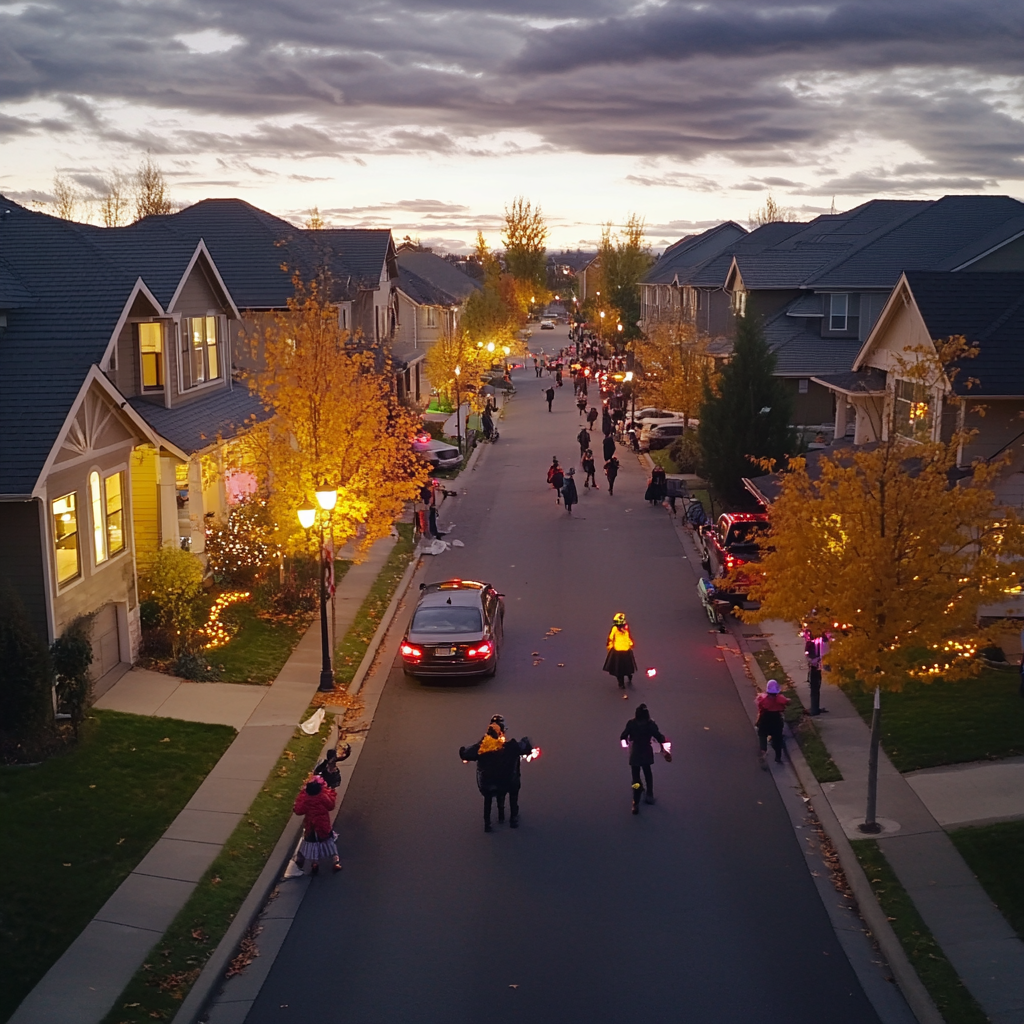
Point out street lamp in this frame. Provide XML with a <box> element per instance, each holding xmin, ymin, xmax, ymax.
<box><xmin>297</xmin><ymin>488</ymin><xmax>339</xmax><ymax>691</ymax></box>
<box><xmin>454</xmin><ymin>364</ymin><xmax>462</xmax><ymax>453</ymax></box>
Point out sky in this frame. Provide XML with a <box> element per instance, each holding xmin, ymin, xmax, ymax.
<box><xmin>1</xmin><ymin>0</ymin><xmax>1023</xmax><ymax>252</ymax></box>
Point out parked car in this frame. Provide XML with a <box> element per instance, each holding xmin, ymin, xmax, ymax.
<box><xmin>698</xmin><ymin>512</ymin><xmax>769</xmax><ymax>603</ymax></box>
<box><xmin>634</xmin><ymin>407</ymin><xmax>685</xmax><ymax>425</ymax></box>
<box><xmin>415</xmin><ymin>437</ymin><xmax>462</xmax><ymax>470</ymax></box>
<box><xmin>642</xmin><ymin>422</ymin><xmax>688</xmax><ymax>451</ymax></box>
<box><xmin>539</xmin><ymin>319</ymin><xmax>556</xmax><ymax>330</ymax></box>
<box><xmin>400</xmin><ymin>579</ymin><xmax>504</xmax><ymax>679</ymax></box>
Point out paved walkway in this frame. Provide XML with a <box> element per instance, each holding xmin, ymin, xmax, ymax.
<box><xmin>760</xmin><ymin>618</ymin><xmax>1024</xmax><ymax>1024</ymax></box>
<box><xmin>11</xmin><ymin>536</ymin><xmax>396</xmax><ymax>1024</ymax></box>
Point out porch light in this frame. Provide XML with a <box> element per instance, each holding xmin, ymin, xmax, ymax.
<box><xmin>316</xmin><ymin>488</ymin><xmax>337</xmax><ymax>512</ymax></box>
<box><xmin>297</xmin><ymin>507</ymin><xmax>316</xmax><ymax>529</ymax></box>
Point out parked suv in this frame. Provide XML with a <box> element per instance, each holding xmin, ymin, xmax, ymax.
<box><xmin>698</xmin><ymin>512</ymin><xmax>769</xmax><ymax>603</ymax></box>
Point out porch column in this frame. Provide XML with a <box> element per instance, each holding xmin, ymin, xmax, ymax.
<box><xmin>833</xmin><ymin>393</ymin><xmax>848</xmax><ymax>441</ymax></box>
<box><xmin>157</xmin><ymin>454</ymin><xmax>179</xmax><ymax>548</ymax></box>
<box><xmin>187</xmin><ymin>456</ymin><xmax>205</xmax><ymax>553</ymax></box>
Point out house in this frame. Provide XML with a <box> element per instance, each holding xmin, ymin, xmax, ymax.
<box><xmin>0</xmin><ymin>198</ymin><xmax>257</xmax><ymax>690</ymax></box>
<box><xmin>393</xmin><ymin>247</ymin><xmax>481</xmax><ymax>403</ymax></box>
<box><xmin>723</xmin><ymin>196</ymin><xmax>1024</xmax><ymax>438</ymax></box>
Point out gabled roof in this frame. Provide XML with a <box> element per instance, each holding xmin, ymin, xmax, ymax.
<box><xmin>904</xmin><ymin>271</ymin><xmax>1024</xmax><ymax>397</ymax></box>
<box><xmin>641</xmin><ymin>222</ymin><xmax>747</xmax><ymax>287</ymax></box>
<box><xmin>397</xmin><ymin>250</ymin><xmax>480</xmax><ymax>305</ymax></box>
<box><xmin>694</xmin><ymin>222</ymin><xmax>804</xmax><ymax>289</ymax></box>
<box><xmin>761</xmin><ymin>309</ymin><xmax>863</xmax><ymax>376</ymax></box>
<box><xmin>811</xmin><ymin>369</ymin><xmax>887</xmax><ymax>395</ymax></box>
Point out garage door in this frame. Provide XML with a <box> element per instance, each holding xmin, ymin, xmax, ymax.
<box><xmin>90</xmin><ymin>603</ymin><xmax>121</xmax><ymax>681</ymax></box>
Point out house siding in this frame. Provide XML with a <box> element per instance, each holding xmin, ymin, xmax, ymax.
<box><xmin>0</xmin><ymin>500</ymin><xmax>49</xmax><ymax>642</ymax></box>
<box><xmin>130</xmin><ymin>445</ymin><xmax>160</xmax><ymax>570</ymax></box>
<box><xmin>965</xmin><ymin>235</ymin><xmax>1024</xmax><ymax>271</ymax></box>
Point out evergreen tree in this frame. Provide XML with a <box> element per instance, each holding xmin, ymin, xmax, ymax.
<box><xmin>698</xmin><ymin>316</ymin><xmax>795</xmax><ymax>503</ymax></box>
<box><xmin>0</xmin><ymin>589</ymin><xmax>54</xmax><ymax>759</ymax></box>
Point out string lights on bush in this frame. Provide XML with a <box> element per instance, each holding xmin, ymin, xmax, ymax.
<box><xmin>202</xmin><ymin>591</ymin><xmax>250</xmax><ymax>648</ymax></box>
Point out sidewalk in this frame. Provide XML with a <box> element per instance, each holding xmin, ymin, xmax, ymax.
<box><xmin>761</xmin><ymin>617</ymin><xmax>1024</xmax><ymax>1024</ymax></box>
<box><xmin>10</xmin><ymin>536</ymin><xmax>396</xmax><ymax>1024</ymax></box>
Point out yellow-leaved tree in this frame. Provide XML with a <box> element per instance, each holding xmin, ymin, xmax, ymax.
<box><xmin>242</xmin><ymin>273</ymin><xmax>425</xmax><ymax>556</ymax></box>
<box><xmin>743</xmin><ymin>337</ymin><xmax>1024</xmax><ymax>689</ymax></box>
<box><xmin>424</xmin><ymin>325</ymin><xmax>492</xmax><ymax>416</ymax></box>
<box><xmin>630</xmin><ymin>319</ymin><xmax>716</xmax><ymax>426</ymax></box>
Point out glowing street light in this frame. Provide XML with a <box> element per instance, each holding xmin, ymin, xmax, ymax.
<box><xmin>297</xmin><ymin>500</ymin><xmax>336</xmax><ymax>691</ymax></box>
<box><xmin>486</xmin><ymin>341</ymin><xmax>495</xmax><ymax>353</ymax></box>
<box><xmin>315</xmin><ymin>488</ymin><xmax>337</xmax><ymax>511</ymax></box>
<box><xmin>297</xmin><ymin>507</ymin><xmax>316</xmax><ymax>529</ymax></box>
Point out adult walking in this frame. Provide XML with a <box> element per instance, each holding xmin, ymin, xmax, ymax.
<box><xmin>292</xmin><ymin>776</ymin><xmax>341</xmax><ymax>874</ymax></box>
<box><xmin>577</xmin><ymin>394</ymin><xmax>588</xmax><ymax>418</ymax></box>
<box><xmin>602</xmin><ymin>406</ymin><xmax>613</xmax><ymax>436</ymax></box>
<box><xmin>645</xmin><ymin>465</ymin><xmax>667</xmax><ymax>506</ymax></box>
<box><xmin>534</xmin><ymin>357</ymin><xmax>541</xmax><ymax>378</ymax></box>
<box><xmin>621</xmin><ymin>703</ymin><xmax>670</xmax><ymax>813</ymax></box>
<box><xmin>547</xmin><ymin>457</ymin><xmax>564</xmax><ymax>504</ymax></box>
<box><xmin>544</xmin><ymin>385</ymin><xmax>555</xmax><ymax>412</ymax></box>
<box><xmin>602</xmin><ymin>433</ymin><xmax>616</xmax><ymax>461</ymax></box>
<box><xmin>604</xmin><ymin>611</ymin><xmax>637</xmax><ymax>689</ymax></box>
<box><xmin>756</xmin><ymin>679</ymin><xmax>790</xmax><ymax>767</ymax></box>
<box><xmin>562</xmin><ymin>467</ymin><xmax>579</xmax><ymax>514</ymax></box>
<box><xmin>582</xmin><ymin>449</ymin><xmax>597</xmax><ymax>489</ymax></box>
<box><xmin>587</xmin><ymin>406</ymin><xmax>599</xmax><ymax>432</ymax></box>
<box><xmin>459</xmin><ymin>715</ymin><xmax>537</xmax><ymax>832</ymax></box>
<box><xmin>577</xmin><ymin>426</ymin><xmax>591</xmax><ymax>459</ymax></box>
<box><xmin>604</xmin><ymin>454</ymin><xmax>620</xmax><ymax>495</ymax></box>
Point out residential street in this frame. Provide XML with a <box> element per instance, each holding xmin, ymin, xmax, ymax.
<box><xmin>246</xmin><ymin>337</ymin><xmax>881</xmax><ymax>1024</ymax></box>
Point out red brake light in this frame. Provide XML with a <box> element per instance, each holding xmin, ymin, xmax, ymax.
<box><xmin>467</xmin><ymin>641</ymin><xmax>492</xmax><ymax>659</ymax></box>
<box><xmin>401</xmin><ymin>643</ymin><xmax>422</xmax><ymax>659</ymax></box>
<box><xmin>724</xmin><ymin>554</ymin><xmax>746</xmax><ymax>571</ymax></box>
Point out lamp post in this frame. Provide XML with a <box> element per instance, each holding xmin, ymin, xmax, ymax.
<box><xmin>298</xmin><ymin>486</ymin><xmax>337</xmax><ymax>692</ymax></box>
<box><xmin>454</xmin><ymin>364</ymin><xmax>462</xmax><ymax>453</ymax></box>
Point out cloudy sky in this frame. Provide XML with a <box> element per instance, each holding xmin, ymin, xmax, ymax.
<box><xmin>2</xmin><ymin>0</ymin><xmax>1023</xmax><ymax>251</ymax></box>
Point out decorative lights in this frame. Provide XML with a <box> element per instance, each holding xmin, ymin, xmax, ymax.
<box><xmin>203</xmin><ymin>591</ymin><xmax>250</xmax><ymax>648</ymax></box>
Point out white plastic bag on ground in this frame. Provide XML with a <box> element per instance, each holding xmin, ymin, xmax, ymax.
<box><xmin>451</xmin><ymin>539</ymin><xmax>465</xmax><ymax>547</ymax></box>
<box><xmin>300</xmin><ymin>707</ymin><xmax>326</xmax><ymax>735</ymax></box>
<box><xmin>422</xmin><ymin>539</ymin><xmax>449</xmax><ymax>555</ymax></box>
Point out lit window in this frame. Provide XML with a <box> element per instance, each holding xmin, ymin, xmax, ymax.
<box><xmin>830</xmin><ymin>294</ymin><xmax>848</xmax><ymax>331</ymax></box>
<box><xmin>732</xmin><ymin>290</ymin><xmax>747</xmax><ymax>318</ymax></box>
<box><xmin>425</xmin><ymin>306</ymin><xmax>437</xmax><ymax>328</ymax></box>
<box><xmin>894</xmin><ymin>379</ymin><xmax>933</xmax><ymax>441</ymax></box>
<box><xmin>183</xmin><ymin>316</ymin><xmax>221</xmax><ymax>388</ymax></box>
<box><xmin>105</xmin><ymin>472</ymin><xmax>125</xmax><ymax>555</ymax></box>
<box><xmin>89</xmin><ymin>471</ymin><xmax>107</xmax><ymax>564</ymax></box>
<box><xmin>139</xmin><ymin>323</ymin><xmax>164</xmax><ymax>390</ymax></box>
<box><xmin>52</xmin><ymin>493</ymin><xmax>80</xmax><ymax>584</ymax></box>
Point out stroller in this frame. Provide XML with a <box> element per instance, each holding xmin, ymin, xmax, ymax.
<box><xmin>698</xmin><ymin>577</ymin><xmax>728</xmax><ymax>633</ymax></box>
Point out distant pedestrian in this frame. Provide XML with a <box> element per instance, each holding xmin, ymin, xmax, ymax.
<box><xmin>621</xmin><ymin>703</ymin><xmax>669</xmax><ymax>813</ymax></box>
<box><xmin>292</xmin><ymin>777</ymin><xmax>341</xmax><ymax>874</ymax></box>
<box><xmin>313</xmin><ymin>745</ymin><xmax>351</xmax><ymax>789</ymax></box>
<box><xmin>562</xmin><ymin>467</ymin><xmax>579</xmax><ymax>513</ymax></box>
<box><xmin>605</xmin><ymin>611</ymin><xmax>637</xmax><ymax>690</ymax></box>
<box><xmin>544</xmin><ymin>386</ymin><xmax>555</xmax><ymax>412</ymax></box>
<box><xmin>534</xmin><ymin>357</ymin><xmax>541</xmax><ymax>378</ymax></box>
<box><xmin>577</xmin><ymin>395</ymin><xmax>588</xmax><ymax>418</ymax></box>
<box><xmin>602</xmin><ymin>408</ymin><xmax>613</xmax><ymax>436</ymax></box>
<box><xmin>547</xmin><ymin>457</ymin><xmax>564</xmax><ymax>504</ymax></box>
<box><xmin>582</xmin><ymin>450</ymin><xmax>597</xmax><ymax>488</ymax></box>
<box><xmin>603</xmin><ymin>434</ymin><xmax>616</xmax><ymax>461</ymax></box>
<box><xmin>482</xmin><ymin>406</ymin><xmax>494</xmax><ymax>441</ymax></box>
<box><xmin>577</xmin><ymin>427</ymin><xmax>591</xmax><ymax>458</ymax></box>
<box><xmin>645</xmin><ymin>465</ymin><xmax>667</xmax><ymax>506</ymax></box>
<box><xmin>587</xmin><ymin>407</ymin><xmax>599</xmax><ymax>431</ymax></box>
<box><xmin>460</xmin><ymin>715</ymin><xmax>537</xmax><ymax>832</ymax></box>
<box><xmin>555</xmin><ymin>368</ymin><xmax>563</xmax><ymax>387</ymax></box>
<box><xmin>604</xmin><ymin>455</ymin><xmax>620</xmax><ymax>495</ymax></box>
<box><xmin>756</xmin><ymin>680</ymin><xmax>790</xmax><ymax>767</ymax></box>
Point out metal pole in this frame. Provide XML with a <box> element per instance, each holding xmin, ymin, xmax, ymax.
<box><xmin>330</xmin><ymin>517</ymin><xmax>336</xmax><ymax>662</ymax></box>
<box><xmin>858</xmin><ymin>685</ymin><xmax>882</xmax><ymax>833</ymax></box>
<box><xmin>317</xmin><ymin>516</ymin><xmax>334</xmax><ymax>691</ymax></box>
<box><xmin>456</xmin><ymin>381</ymin><xmax>461</xmax><ymax>453</ymax></box>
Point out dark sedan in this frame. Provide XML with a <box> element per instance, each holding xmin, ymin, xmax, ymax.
<box><xmin>400</xmin><ymin>579</ymin><xmax>504</xmax><ymax>679</ymax></box>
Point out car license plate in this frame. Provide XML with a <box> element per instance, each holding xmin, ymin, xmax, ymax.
<box><xmin>434</xmin><ymin>647</ymin><xmax>455</xmax><ymax>657</ymax></box>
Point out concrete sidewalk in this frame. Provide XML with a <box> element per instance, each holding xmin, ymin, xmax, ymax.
<box><xmin>11</xmin><ymin>536</ymin><xmax>396</xmax><ymax>1024</ymax></box>
<box><xmin>760</xmin><ymin>618</ymin><xmax>1024</xmax><ymax>1024</ymax></box>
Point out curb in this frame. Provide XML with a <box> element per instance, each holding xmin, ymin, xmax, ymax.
<box><xmin>170</xmin><ymin>726</ymin><xmax>335</xmax><ymax>1024</ymax></box>
<box><xmin>740</xmin><ymin>640</ymin><xmax>943</xmax><ymax>1024</ymax></box>
<box><xmin>348</xmin><ymin>551</ymin><xmax>421</xmax><ymax>697</ymax></box>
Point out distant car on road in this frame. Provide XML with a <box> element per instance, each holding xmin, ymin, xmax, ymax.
<box><xmin>539</xmin><ymin>319</ymin><xmax>556</xmax><ymax>330</ymax></box>
<box><xmin>414</xmin><ymin>436</ymin><xmax>462</xmax><ymax>470</ymax></box>
<box><xmin>400</xmin><ymin>579</ymin><xmax>505</xmax><ymax>679</ymax></box>
<box><xmin>642</xmin><ymin>422</ymin><xmax>688</xmax><ymax>451</ymax></box>
<box><xmin>698</xmin><ymin>512</ymin><xmax>769</xmax><ymax>603</ymax></box>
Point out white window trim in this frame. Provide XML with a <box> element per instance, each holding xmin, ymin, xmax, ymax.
<box><xmin>50</xmin><ymin>489</ymin><xmax>83</xmax><ymax>591</ymax></box>
<box><xmin>178</xmin><ymin>314</ymin><xmax>226</xmax><ymax>394</ymax></box>
<box><xmin>830</xmin><ymin>294</ymin><xmax>848</xmax><ymax>332</ymax></box>
<box><xmin>85</xmin><ymin>463</ymin><xmax>132</xmax><ymax>570</ymax></box>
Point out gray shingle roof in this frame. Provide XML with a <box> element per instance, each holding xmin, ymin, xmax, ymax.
<box><xmin>397</xmin><ymin>250</ymin><xmax>480</xmax><ymax>305</ymax></box>
<box><xmin>641</xmin><ymin>222</ymin><xmax>747</xmax><ymax>286</ymax></box>
<box><xmin>811</xmin><ymin>369</ymin><xmax>887</xmax><ymax>395</ymax></box>
<box><xmin>763</xmin><ymin>310</ymin><xmax>862</xmax><ymax>375</ymax></box>
<box><xmin>128</xmin><ymin>387</ymin><xmax>269</xmax><ymax>455</ymax></box>
<box><xmin>904</xmin><ymin>271</ymin><xmax>1024</xmax><ymax>396</ymax></box>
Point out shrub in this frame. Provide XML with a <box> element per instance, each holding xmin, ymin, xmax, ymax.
<box><xmin>204</xmin><ymin>497</ymin><xmax>277</xmax><ymax>587</ymax></box>
<box><xmin>140</xmin><ymin>547</ymin><xmax>204</xmax><ymax>655</ymax></box>
<box><xmin>139</xmin><ymin>598</ymin><xmax>162</xmax><ymax>630</ymax></box>
<box><xmin>51</xmin><ymin>617</ymin><xmax>93</xmax><ymax>737</ymax></box>
<box><xmin>669</xmin><ymin>431</ymin><xmax>703</xmax><ymax>474</ymax></box>
<box><xmin>0</xmin><ymin>589</ymin><xmax>54</xmax><ymax>760</ymax></box>
<box><xmin>172</xmin><ymin>651</ymin><xmax>219</xmax><ymax>681</ymax></box>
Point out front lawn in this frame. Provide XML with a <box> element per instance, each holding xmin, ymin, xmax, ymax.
<box><xmin>648</xmin><ymin>448</ymin><xmax>680</xmax><ymax>474</ymax></box>
<box><xmin>206</xmin><ymin>596</ymin><xmax>314</xmax><ymax>684</ymax></box>
<box><xmin>0</xmin><ymin>711</ymin><xmax>235</xmax><ymax>1021</ymax></box>
<box><xmin>950</xmin><ymin>819</ymin><xmax>1024</xmax><ymax>942</ymax></box>
<box><xmin>843</xmin><ymin>669</ymin><xmax>1024</xmax><ymax>772</ymax></box>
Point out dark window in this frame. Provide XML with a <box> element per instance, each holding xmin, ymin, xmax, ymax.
<box><xmin>411</xmin><ymin>606</ymin><xmax>483</xmax><ymax>634</ymax></box>
<box><xmin>830</xmin><ymin>294</ymin><xmax>848</xmax><ymax>331</ymax></box>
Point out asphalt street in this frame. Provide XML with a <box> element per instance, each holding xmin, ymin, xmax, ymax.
<box><xmin>247</xmin><ymin>333</ymin><xmax>881</xmax><ymax>1024</ymax></box>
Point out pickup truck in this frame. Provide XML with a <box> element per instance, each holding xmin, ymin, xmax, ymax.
<box><xmin>698</xmin><ymin>512</ymin><xmax>769</xmax><ymax>603</ymax></box>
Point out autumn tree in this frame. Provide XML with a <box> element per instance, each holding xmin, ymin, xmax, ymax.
<box><xmin>242</xmin><ymin>273</ymin><xmax>425</xmax><ymax>555</ymax></box>
<box><xmin>305</xmin><ymin>207</ymin><xmax>325</xmax><ymax>230</ymax></box>
<box><xmin>461</xmin><ymin>232</ymin><xmax>523</xmax><ymax>354</ymax></box>
<box><xmin>698</xmin><ymin>315</ymin><xmax>795</xmax><ymax>503</ymax></box>
<box><xmin>100</xmin><ymin>171</ymin><xmax>130</xmax><ymax>227</ymax></box>
<box><xmin>133</xmin><ymin>158</ymin><xmax>173</xmax><ymax>220</ymax></box>
<box><xmin>749</xmin><ymin>192</ymin><xmax>800</xmax><ymax>228</ymax></box>
<box><xmin>52</xmin><ymin>173</ymin><xmax>81</xmax><ymax>221</ymax></box>
<box><xmin>502</xmin><ymin>196</ymin><xmax>549</xmax><ymax>305</ymax></box>
<box><xmin>630</xmin><ymin>319</ymin><xmax>715</xmax><ymax>425</ymax></box>
<box><xmin>591</xmin><ymin>215</ymin><xmax>654</xmax><ymax>344</ymax></box>
<box><xmin>424</xmin><ymin>324</ymin><xmax>492</xmax><ymax>417</ymax></box>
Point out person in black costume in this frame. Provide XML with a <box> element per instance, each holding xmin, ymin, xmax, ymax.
<box><xmin>460</xmin><ymin>716</ymin><xmax>536</xmax><ymax>832</ymax></box>
<box><xmin>620</xmin><ymin>704</ymin><xmax>670</xmax><ymax>814</ymax></box>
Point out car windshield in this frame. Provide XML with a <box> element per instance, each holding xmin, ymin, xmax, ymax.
<box><xmin>411</xmin><ymin>605</ymin><xmax>483</xmax><ymax>634</ymax></box>
<box><xmin>727</xmin><ymin>523</ymin><xmax>768</xmax><ymax>545</ymax></box>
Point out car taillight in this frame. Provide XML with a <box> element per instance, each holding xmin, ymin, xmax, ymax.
<box><xmin>467</xmin><ymin>641</ymin><xmax>492</xmax><ymax>659</ymax></box>
<box><xmin>400</xmin><ymin>643</ymin><xmax>422</xmax><ymax>659</ymax></box>
<box><xmin>724</xmin><ymin>554</ymin><xmax>746</xmax><ymax>571</ymax></box>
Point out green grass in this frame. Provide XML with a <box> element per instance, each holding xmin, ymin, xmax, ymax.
<box><xmin>0</xmin><ymin>712</ymin><xmax>235</xmax><ymax>1022</ymax></box>
<box><xmin>950</xmin><ymin>819</ymin><xmax>1024</xmax><ymax>941</ymax></box>
<box><xmin>851</xmin><ymin>840</ymin><xmax>989</xmax><ymax>1024</ymax></box>
<box><xmin>752</xmin><ymin>648</ymin><xmax>842</xmax><ymax>783</ymax></box>
<box><xmin>334</xmin><ymin>523</ymin><xmax>416</xmax><ymax>686</ymax></box>
<box><xmin>648</xmin><ymin>448</ymin><xmax>680</xmax><ymax>474</ymax></box>
<box><xmin>844</xmin><ymin>669</ymin><xmax>1024</xmax><ymax>772</ymax></box>
<box><xmin>100</xmin><ymin>723</ymin><xmax>328</xmax><ymax>1024</ymax></box>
